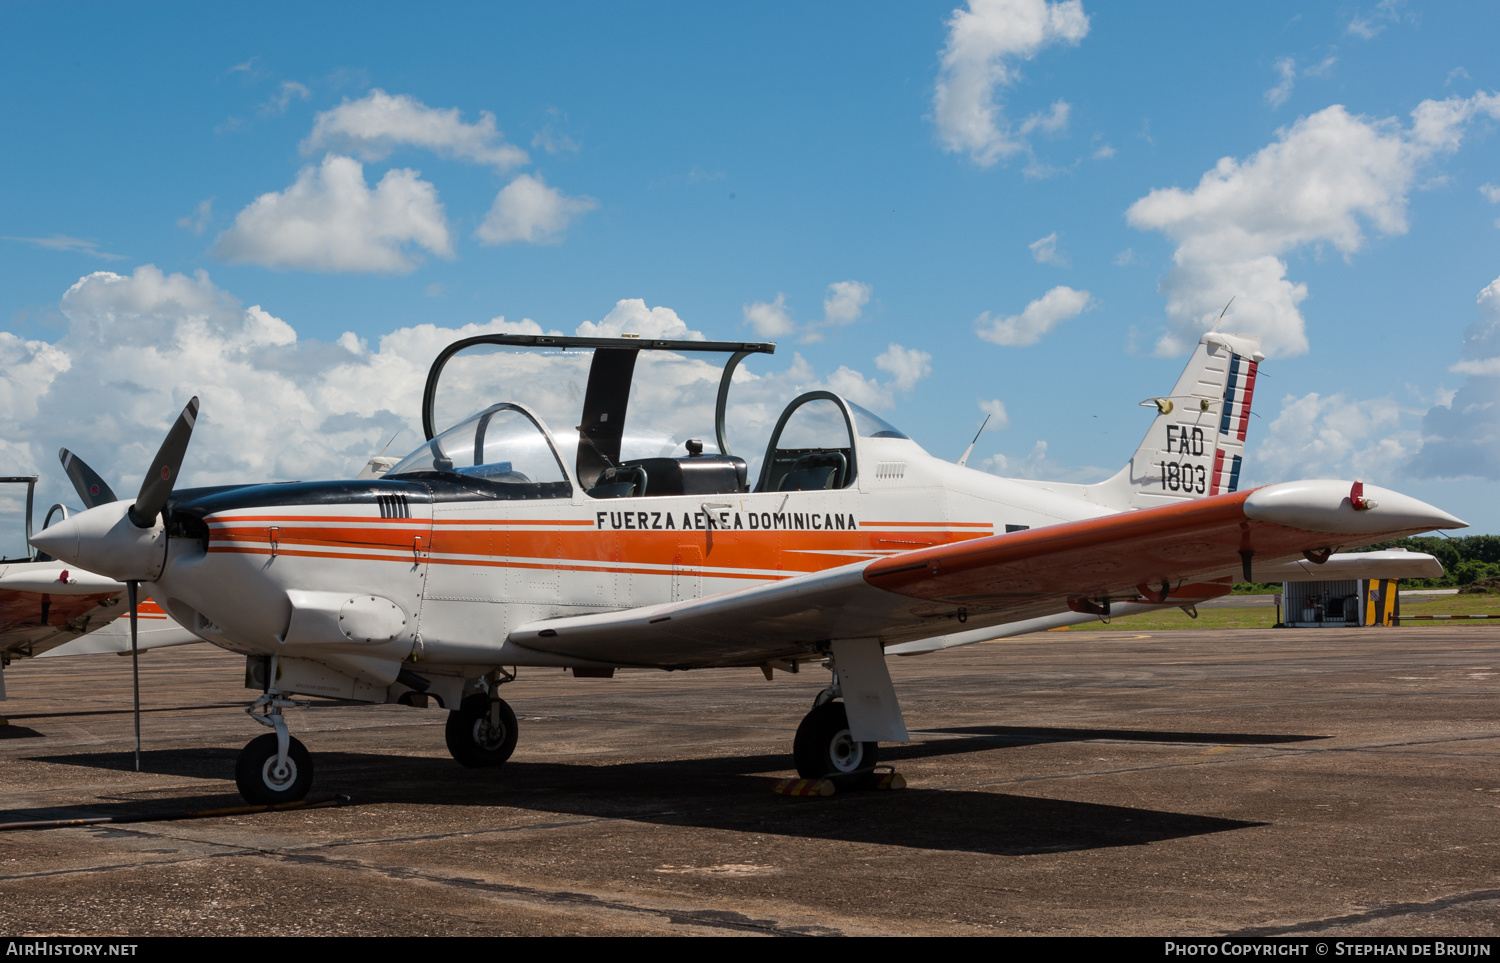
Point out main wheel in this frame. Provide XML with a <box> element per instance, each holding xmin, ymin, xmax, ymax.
<box><xmin>793</xmin><ymin>701</ymin><xmax>877</xmax><ymax>789</ymax></box>
<box><xmin>445</xmin><ymin>694</ymin><xmax>518</xmax><ymax>768</ymax></box>
<box><xmin>235</xmin><ymin>733</ymin><xmax>313</xmax><ymax>805</ymax></box>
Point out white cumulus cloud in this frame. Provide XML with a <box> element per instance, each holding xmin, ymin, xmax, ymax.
<box><xmin>214</xmin><ymin>154</ymin><xmax>452</xmax><ymax>274</ymax></box>
<box><xmin>978</xmin><ymin>398</ymin><xmax>1010</xmax><ymax>430</ymax></box>
<box><xmin>1251</xmin><ymin>391</ymin><xmax>1417</xmax><ymax>485</ymax></box>
<box><xmin>980</xmin><ymin>439</ymin><xmax>1108</xmax><ymax>483</ymax></box>
<box><xmin>1028</xmin><ymin>231</ymin><xmax>1067</xmax><ymax>265</ymax></box>
<box><xmin>932</xmin><ymin>0</ymin><xmax>1089</xmax><ymax>167</ymax></box>
<box><xmin>875</xmin><ymin>344</ymin><xmax>933</xmax><ymax>393</ymax></box>
<box><xmin>1265</xmin><ymin>57</ymin><xmax>1296</xmax><ymax>108</ymax></box>
<box><xmin>1346</xmin><ymin>0</ymin><xmax>1409</xmax><ymax>40</ymax></box>
<box><xmin>1409</xmin><ymin>276</ymin><xmax>1500</xmax><ymax>479</ymax></box>
<box><xmin>575</xmin><ymin>298</ymin><xmax>704</xmax><ymax>341</ymax></box>
<box><xmin>475</xmin><ymin>173</ymin><xmax>598</xmax><ymax>245</ymax></box>
<box><xmin>1127</xmin><ymin>94</ymin><xmax>1500</xmax><ymax>358</ymax></box>
<box><xmin>1019</xmin><ymin>99</ymin><xmax>1071</xmax><ymax>136</ymax></box>
<box><xmin>177</xmin><ymin>199</ymin><xmax>213</xmax><ymax>236</ymax></box>
<box><xmin>0</xmin><ymin>270</ymin><xmax>943</xmax><ymax>521</ymax></box>
<box><xmin>743</xmin><ymin>293</ymin><xmax>796</xmax><ymax>338</ymax></box>
<box><xmin>975</xmin><ymin>285</ymin><xmax>1093</xmax><ymax>346</ymax></box>
<box><xmin>302</xmin><ymin>89</ymin><xmax>528</xmax><ymax>170</ymax></box>
<box><xmin>743</xmin><ymin>281</ymin><xmax>874</xmax><ymax>343</ymax></box>
<box><xmin>822</xmin><ymin>280</ymin><xmax>872</xmax><ymax>327</ymax></box>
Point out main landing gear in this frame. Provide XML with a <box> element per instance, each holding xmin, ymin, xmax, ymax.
<box><xmin>444</xmin><ymin>670</ymin><xmax>519</xmax><ymax>768</ymax></box>
<box><xmin>445</xmin><ymin>694</ymin><xmax>518</xmax><ymax>767</ymax></box>
<box><xmin>237</xmin><ymin>692</ymin><xmax>313</xmax><ymax>805</ymax></box>
<box><xmin>793</xmin><ymin>700</ymin><xmax>878</xmax><ymax>789</ymax></box>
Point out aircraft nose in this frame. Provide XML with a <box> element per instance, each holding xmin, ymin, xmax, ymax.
<box><xmin>28</xmin><ymin>516</ymin><xmax>78</xmax><ymax>564</ymax></box>
<box><xmin>28</xmin><ymin>500</ymin><xmax>168</xmax><ymax>582</ymax></box>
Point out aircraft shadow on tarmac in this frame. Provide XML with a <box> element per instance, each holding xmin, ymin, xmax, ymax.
<box><xmin>913</xmin><ymin>724</ymin><xmax>1325</xmax><ymax>747</ymax></box>
<box><xmin>25</xmin><ymin>729</ymin><xmax>1279</xmax><ymax>856</ymax></box>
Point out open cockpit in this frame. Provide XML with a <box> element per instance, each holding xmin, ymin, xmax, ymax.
<box><xmin>408</xmin><ymin>333</ymin><xmax>915</xmax><ymax>501</ymax></box>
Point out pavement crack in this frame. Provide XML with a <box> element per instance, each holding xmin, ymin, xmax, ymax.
<box><xmin>1227</xmin><ymin>888</ymin><xmax>1500</xmax><ymax>936</ymax></box>
<box><xmin>259</xmin><ymin>847</ymin><xmax>840</xmax><ymax>935</ymax></box>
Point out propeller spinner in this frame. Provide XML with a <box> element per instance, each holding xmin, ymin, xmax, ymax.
<box><xmin>30</xmin><ymin>397</ymin><xmax>200</xmax><ymax>581</ymax></box>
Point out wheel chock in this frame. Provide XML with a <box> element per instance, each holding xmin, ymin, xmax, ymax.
<box><xmin>773</xmin><ymin>777</ymin><xmax>835</xmax><ymax>797</ymax></box>
<box><xmin>873</xmin><ymin>766</ymin><xmax>906</xmax><ymax>790</ymax></box>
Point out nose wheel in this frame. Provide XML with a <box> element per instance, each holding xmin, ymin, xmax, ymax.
<box><xmin>445</xmin><ymin>694</ymin><xmax>518</xmax><ymax>767</ymax></box>
<box><xmin>237</xmin><ymin>690</ymin><xmax>313</xmax><ymax>805</ymax></box>
<box><xmin>793</xmin><ymin>700</ymin><xmax>878</xmax><ymax>789</ymax></box>
<box><xmin>236</xmin><ymin>732</ymin><xmax>313</xmax><ymax>804</ymax></box>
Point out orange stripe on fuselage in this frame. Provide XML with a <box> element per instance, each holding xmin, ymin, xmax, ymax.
<box><xmin>863</xmin><ymin>520</ymin><xmax>994</xmax><ymax>529</ymax></box>
<box><xmin>203</xmin><ymin>512</ymin><xmax>992</xmax><ymax>577</ymax></box>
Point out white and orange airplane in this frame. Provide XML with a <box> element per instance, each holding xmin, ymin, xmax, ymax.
<box><xmin>32</xmin><ymin>331</ymin><xmax>1463</xmax><ymax>804</ymax></box>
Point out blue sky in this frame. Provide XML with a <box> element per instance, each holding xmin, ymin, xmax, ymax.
<box><xmin>1</xmin><ymin>1</ymin><xmax>1498</xmax><ymax>534</ymax></box>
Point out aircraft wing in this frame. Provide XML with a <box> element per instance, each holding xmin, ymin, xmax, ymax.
<box><xmin>503</xmin><ymin>480</ymin><xmax>1463</xmax><ymax>669</ymax></box>
<box><xmin>1248</xmin><ymin>549</ymin><xmax>1445</xmax><ymax>582</ymax></box>
<box><xmin>37</xmin><ymin>598</ymin><xmax>201</xmax><ymax>658</ymax></box>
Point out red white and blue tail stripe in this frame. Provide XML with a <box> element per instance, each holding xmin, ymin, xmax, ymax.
<box><xmin>1210</xmin><ymin>353</ymin><xmax>1257</xmax><ymax>495</ymax></box>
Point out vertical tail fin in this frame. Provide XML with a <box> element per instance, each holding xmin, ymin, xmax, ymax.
<box><xmin>1090</xmin><ymin>332</ymin><xmax>1263</xmax><ymax>510</ymax></box>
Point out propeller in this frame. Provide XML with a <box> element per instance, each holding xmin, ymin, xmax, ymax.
<box><xmin>127</xmin><ymin>580</ymin><xmax>141</xmax><ymax>773</ymax></box>
<box><xmin>58</xmin><ymin>448</ymin><xmax>118</xmax><ymax>509</ymax></box>
<box><xmin>48</xmin><ymin>397</ymin><xmax>200</xmax><ymax>773</ymax></box>
<box><xmin>128</xmin><ymin>396</ymin><xmax>199</xmax><ymax>528</ymax></box>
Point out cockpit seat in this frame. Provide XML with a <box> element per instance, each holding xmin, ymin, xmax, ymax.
<box><xmin>774</xmin><ymin>452</ymin><xmax>848</xmax><ymax>492</ymax></box>
<box><xmin>589</xmin><ymin>465</ymin><xmax>647</xmax><ymax>498</ymax></box>
<box><xmin>619</xmin><ymin>455</ymin><xmax>747</xmax><ymax>497</ymax></box>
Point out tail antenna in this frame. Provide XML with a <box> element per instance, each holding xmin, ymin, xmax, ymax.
<box><xmin>1209</xmin><ymin>296</ymin><xmax>1236</xmax><ymax>334</ymax></box>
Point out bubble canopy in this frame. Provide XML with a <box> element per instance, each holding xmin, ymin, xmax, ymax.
<box><xmin>389</xmin><ymin>403</ymin><xmax>572</xmax><ymax>496</ymax></box>
<box><xmin>421</xmin><ymin>334</ymin><xmax>775</xmax><ymax>491</ymax></box>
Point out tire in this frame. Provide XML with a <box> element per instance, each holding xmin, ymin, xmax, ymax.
<box><xmin>792</xmin><ymin>701</ymin><xmax>878</xmax><ymax>789</ymax></box>
<box><xmin>445</xmin><ymin>694</ymin><xmax>519</xmax><ymax>768</ymax></box>
<box><xmin>235</xmin><ymin>733</ymin><xmax>313</xmax><ymax>805</ymax></box>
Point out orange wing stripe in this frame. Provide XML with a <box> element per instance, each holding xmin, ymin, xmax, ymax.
<box><xmin>864</xmin><ymin>489</ymin><xmax>1278</xmax><ymax>602</ymax></box>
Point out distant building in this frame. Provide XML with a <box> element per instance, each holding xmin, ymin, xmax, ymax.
<box><xmin>1279</xmin><ymin>578</ymin><xmax>1399</xmax><ymax>627</ymax></box>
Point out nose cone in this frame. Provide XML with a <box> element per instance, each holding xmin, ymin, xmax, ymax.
<box><xmin>28</xmin><ymin>518</ymin><xmax>78</xmax><ymax>565</ymax></box>
<box><xmin>29</xmin><ymin>500</ymin><xmax>168</xmax><ymax>582</ymax></box>
<box><xmin>1245</xmin><ymin>480</ymin><xmax>1467</xmax><ymax>535</ymax></box>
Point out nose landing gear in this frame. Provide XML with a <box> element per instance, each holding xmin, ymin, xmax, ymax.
<box><xmin>237</xmin><ymin>691</ymin><xmax>313</xmax><ymax>805</ymax></box>
<box><xmin>236</xmin><ymin>732</ymin><xmax>312</xmax><ymax>804</ymax></box>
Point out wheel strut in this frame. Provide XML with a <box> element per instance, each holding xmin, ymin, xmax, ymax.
<box><xmin>246</xmin><ymin>690</ymin><xmax>307</xmax><ymax>780</ymax></box>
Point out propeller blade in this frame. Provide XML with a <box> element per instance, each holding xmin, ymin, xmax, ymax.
<box><xmin>127</xmin><ymin>396</ymin><xmax>199</xmax><ymax>528</ymax></box>
<box><xmin>127</xmin><ymin>580</ymin><xmax>141</xmax><ymax>773</ymax></box>
<box><xmin>58</xmin><ymin>448</ymin><xmax>118</xmax><ymax>509</ymax></box>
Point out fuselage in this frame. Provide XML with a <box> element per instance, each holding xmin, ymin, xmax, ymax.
<box><xmin>141</xmin><ymin>432</ymin><xmax>1111</xmax><ymax>688</ymax></box>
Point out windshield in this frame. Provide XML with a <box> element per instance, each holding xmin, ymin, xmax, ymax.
<box><xmin>388</xmin><ymin>405</ymin><xmax>571</xmax><ymax>497</ymax></box>
<box><xmin>847</xmin><ymin>402</ymin><xmax>909</xmax><ymax>439</ymax></box>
